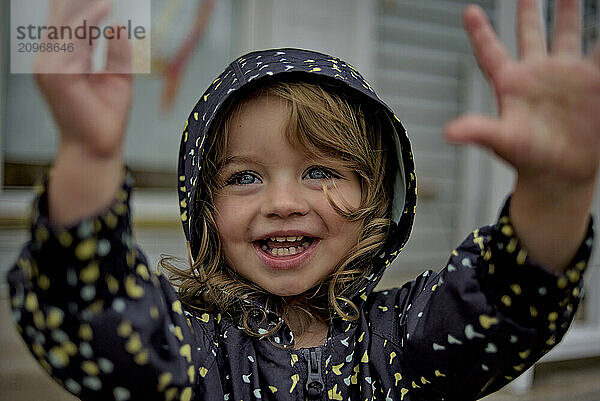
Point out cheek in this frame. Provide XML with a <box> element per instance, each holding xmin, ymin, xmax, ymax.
<box><xmin>214</xmin><ymin>196</ymin><xmax>248</xmax><ymax>242</ymax></box>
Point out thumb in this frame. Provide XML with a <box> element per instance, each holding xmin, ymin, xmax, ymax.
<box><xmin>105</xmin><ymin>23</ymin><xmax>133</xmax><ymax>74</ymax></box>
<box><xmin>444</xmin><ymin>114</ymin><xmax>506</xmax><ymax>152</ymax></box>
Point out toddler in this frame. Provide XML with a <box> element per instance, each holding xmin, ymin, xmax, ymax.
<box><xmin>8</xmin><ymin>0</ymin><xmax>600</xmax><ymax>400</ymax></box>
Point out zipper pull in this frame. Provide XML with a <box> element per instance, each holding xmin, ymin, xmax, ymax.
<box><xmin>303</xmin><ymin>349</ymin><xmax>324</xmax><ymax>398</ymax></box>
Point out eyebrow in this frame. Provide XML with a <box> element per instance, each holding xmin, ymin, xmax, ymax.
<box><xmin>221</xmin><ymin>155</ymin><xmax>265</xmax><ymax>168</ymax></box>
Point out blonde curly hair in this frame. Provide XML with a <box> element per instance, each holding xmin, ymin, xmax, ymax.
<box><xmin>162</xmin><ymin>79</ymin><xmax>399</xmax><ymax>338</ymax></box>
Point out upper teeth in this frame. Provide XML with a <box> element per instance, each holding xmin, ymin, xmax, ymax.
<box><xmin>270</xmin><ymin>236</ymin><xmax>303</xmax><ymax>242</ymax></box>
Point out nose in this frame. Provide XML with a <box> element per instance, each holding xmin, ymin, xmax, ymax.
<box><xmin>260</xmin><ymin>180</ymin><xmax>310</xmax><ymax>218</ymax></box>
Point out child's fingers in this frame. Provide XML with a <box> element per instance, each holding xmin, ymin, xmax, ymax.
<box><xmin>463</xmin><ymin>5</ymin><xmax>512</xmax><ymax>82</ymax></box>
<box><xmin>517</xmin><ymin>0</ymin><xmax>547</xmax><ymax>59</ymax></box>
<box><xmin>552</xmin><ymin>0</ymin><xmax>581</xmax><ymax>55</ymax></box>
<box><xmin>444</xmin><ymin>115</ymin><xmax>505</xmax><ymax>153</ymax></box>
<box><xmin>105</xmin><ymin>25</ymin><xmax>133</xmax><ymax>74</ymax></box>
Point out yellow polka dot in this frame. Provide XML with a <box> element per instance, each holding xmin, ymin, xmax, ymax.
<box><xmin>332</xmin><ymin>363</ymin><xmax>343</xmax><ymax>375</ymax></box>
<box><xmin>434</xmin><ymin>370</ymin><xmax>446</xmax><ymax>377</ymax></box>
<box><xmin>48</xmin><ymin>346</ymin><xmax>68</xmax><ymax>368</ymax></box>
<box><xmin>75</xmin><ymin>238</ymin><xmax>96</xmax><ymax>260</ymax></box>
<box><xmin>519</xmin><ymin>349</ymin><xmax>531</xmax><ymax>359</ymax></box>
<box><xmin>199</xmin><ymin>367</ymin><xmax>208</xmax><ymax>377</ymax></box>
<box><xmin>290</xmin><ymin>373</ymin><xmax>300</xmax><ymax>393</ymax></box>
<box><xmin>479</xmin><ymin>315</ymin><xmax>499</xmax><ymax>330</ymax></box>
<box><xmin>125</xmin><ymin>276</ymin><xmax>144</xmax><ymax>299</ymax></box>
<box><xmin>181</xmin><ymin>387</ymin><xmax>192</xmax><ymax>401</ymax></box>
<box><xmin>173</xmin><ymin>326</ymin><xmax>183</xmax><ymax>341</ymax></box>
<box><xmin>35</xmin><ymin>227</ymin><xmax>49</xmax><ymax>242</ymax></box>
<box><xmin>157</xmin><ymin>372</ymin><xmax>172</xmax><ymax>392</ymax></box>
<box><xmin>80</xmin><ymin>262</ymin><xmax>100</xmax><ymax>283</ymax></box>
<box><xmin>104</xmin><ymin>212</ymin><xmax>118</xmax><ymax>229</ymax></box>
<box><xmin>114</xmin><ymin>203</ymin><xmax>127</xmax><ymax>215</ymax></box>
<box><xmin>125</xmin><ymin>333</ymin><xmax>142</xmax><ymax>354</ymax></box>
<box><xmin>510</xmin><ymin>284</ymin><xmax>522</xmax><ymax>295</ymax></box>
<box><xmin>200</xmin><ymin>313</ymin><xmax>210</xmax><ymax>323</ymax></box>
<box><xmin>506</xmin><ymin>238</ymin><xmax>518</xmax><ymax>253</ymax></box>
<box><xmin>79</xmin><ymin>323</ymin><xmax>93</xmax><ymax>341</ymax></box>
<box><xmin>516</xmin><ymin>249</ymin><xmax>527</xmax><ymax>265</ymax></box>
<box><xmin>400</xmin><ymin>388</ymin><xmax>409</xmax><ymax>400</ymax></box>
<box><xmin>567</xmin><ymin>270</ymin><xmax>580</xmax><ymax>283</ymax></box>
<box><xmin>530</xmin><ymin>305</ymin><xmax>538</xmax><ymax>317</ymax></box>
<box><xmin>421</xmin><ymin>376</ymin><xmax>430</xmax><ymax>384</ymax></box>
<box><xmin>327</xmin><ymin>384</ymin><xmax>342</xmax><ymax>400</ymax></box>
<box><xmin>37</xmin><ymin>275</ymin><xmax>50</xmax><ymax>290</ymax></box>
<box><xmin>58</xmin><ymin>231</ymin><xmax>73</xmax><ymax>247</ymax></box>
<box><xmin>118</xmin><ymin>320</ymin><xmax>132</xmax><ymax>337</ymax></box>
<box><xmin>394</xmin><ymin>372</ymin><xmax>402</xmax><ymax>386</ymax></box>
<box><xmin>557</xmin><ymin>277</ymin><xmax>568</xmax><ymax>289</ymax></box>
<box><xmin>82</xmin><ymin>361</ymin><xmax>100</xmax><ymax>375</ymax></box>
<box><xmin>172</xmin><ymin>300</ymin><xmax>183</xmax><ymax>314</ymax></box>
<box><xmin>389</xmin><ymin>351</ymin><xmax>396</xmax><ymax>364</ymax></box>
<box><xmin>32</xmin><ymin>343</ymin><xmax>45</xmax><ymax>357</ymax></box>
<box><xmin>136</xmin><ymin>264</ymin><xmax>150</xmax><ymax>280</ymax></box>
<box><xmin>411</xmin><ymin>380</ymin><xmax>420</xmax><ymax>388</ymax></box>
<box><xmin>269</xmin><ymin>385</ymin><xmax>278</xmax><ymax>393</ymax></box>
<box><xmin>548</xmin><ymin>312</ymin><xmax>558</xmax><ymax>322</ymax></box>
<box><xmin>358</xmin><ymin>332</ymin><xmax>365</xmax><ymax>343</ymax></box>
<box><xmin>25</xmin><ymin>292</ymin><xmax>38</xmax><ymax>312</ymax></box>
<box><xmin>501</xmin><ymin>225</ymin><xmax>514</xmax><ymax>237</ymax></box>
<box><xmin>361</xmin><ymin>350</ymin><xmax>369</xmax><ymax>363</ymax></box>
<box><xmin>291</xmin><ymin>353</ymin><xmax>298</xmax><ymax>366</ymax></box>
<box><xmin>150</xmin><ymin>307</ymin><xmax>159</xmax><ymax>319</ymax></box>
<box><xmin>179</xmin><ymin>344</ymin><xmax>191</xmax><ymax>362</ymax></box>
<box><xmin>46</xmin><ymin>307</ymin><xmax>64</xmax><ymax>329</ymax></box>
<box><xmin>187</xmin><ymin>365</ymin><xmax>195</xmax><ymax>383</ymax></box>
<box><xmin>165</xmin><ymin>387</ymin><xmax>178</xmax><ymax>401</ymax></box>
<box><xmin>33</xmin><ymin>311</ymin><xmax>45</xmax><ymax>329</ymax></box>
<box><xmin>105</xmin><ymin>274</ymin><xmax>119</xmax><ymax>294</ymax></box>
<box><xmin>501</xmin><ymin>295</ymin><xmax>512</xmax><ymax>307</ymax></box>
<box><xmin>134</xmin><ymin>349</ymin><xmax>148</xmax><ymax>365</ymax></box>
<box><xmin>63</xmin><ymin>341</ymin><xmax>77</xmax><ymax>356</ymax></box>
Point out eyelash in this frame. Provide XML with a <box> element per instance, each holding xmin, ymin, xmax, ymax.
<box><xmin>224</xmin><ymin>166</ymin><xmax>341</xmax><ymax>186</ymax></box>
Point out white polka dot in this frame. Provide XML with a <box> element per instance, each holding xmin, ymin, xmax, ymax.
<box><xmin>80</xmin><ymin>342</ymin><xmax>93</xmax><ymax>358</ymax></box>
<box><xmin>80</xmin><ymin>285</ymin><xmax>96</xmax><ymax>301</ymax></box>
<box><xmin>65</xmin><ymin>378</ymin><xmax>81</xmax><ymax>394</ymax></box>
<box><xmin>113</xmin><ymin>387</ymin><xmax>130</xmax><ymax>401</ymax></box>
<box><xmin>98</xmin><ymin>357</ymin><xmax>114</xmax><ymax>373</ymax></box>
<box><xmin>112</xmin><ymin>298</ymin><xmax>126</xmax><ymax>313</ymax></box>
<box><xmin>82</xmin><ymin>376</ymin><xmax>101</xmax><ymax>391</ymax></box>
<box><xmin>51</xmin><ymin>329</ymin><xmax>69</xmax><ymax>344</ymax></box>
<box><xmin>97</xmin><ymin>239</ymin><xmax>111</xmax><ymax>256</ymax></box>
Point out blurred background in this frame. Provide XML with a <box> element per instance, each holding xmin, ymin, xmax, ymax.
<box><xmin>0</xmin><ymin>0</ymin><xmax>599</xmax><ymax>400</ymax></box>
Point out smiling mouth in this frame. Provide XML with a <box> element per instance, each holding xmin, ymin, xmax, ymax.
<box><xmin>255</xmin><ymin>236</ymin><xmax>315</xmax><ymax>257</ymax></box>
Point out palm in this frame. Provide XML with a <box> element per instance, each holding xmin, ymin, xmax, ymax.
<box><xmin>447</xmin><ymin>0</ymin><xmax>600</xmax><ymax>190</ymax></box>
<box><xmin>35</xmin><ymin>0</ymin><xmax>133</xmax><ymax>159</ymax></box>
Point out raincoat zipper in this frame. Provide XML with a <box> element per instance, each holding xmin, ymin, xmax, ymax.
<box><xmin>302</xmin><ymin>348</ymin><xmax>324</xmax><ymax>399</ymax></box>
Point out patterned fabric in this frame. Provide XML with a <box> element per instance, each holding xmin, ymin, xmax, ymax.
<box><xmin>6</xmin><ymin>47</ymin><xmax>595</xmax><ymax>401</ymax></box>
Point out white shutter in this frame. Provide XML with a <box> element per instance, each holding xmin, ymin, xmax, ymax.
<box><xmin>374</xmin><ymin>0</ymin><xmax>495</xmax><ymax>279</ymax></box>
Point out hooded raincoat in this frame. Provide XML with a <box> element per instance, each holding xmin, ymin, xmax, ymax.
<box><xmin>7</xmin><ymin>48</ymin><xmax>594</xmax><ymax>401</ymax></box>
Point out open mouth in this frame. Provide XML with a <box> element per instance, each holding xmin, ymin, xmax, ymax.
<box><xmin>255</xmin><ymin>236</ymin><xmax>316</xmax><ymax>257</ymax></box>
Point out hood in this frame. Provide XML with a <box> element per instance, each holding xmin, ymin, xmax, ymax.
<box><xmin>178</xmin><ymin>48</ymin><xmax>416</xmax><ymax>309</ymax></box>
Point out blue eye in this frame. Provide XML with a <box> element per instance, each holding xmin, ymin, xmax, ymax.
<box><xmin>226</xmin><ymin>171</ymin><xmax>261</xmax><ymax>185</ymax></box>
<box><xmin>306</xmin><ymin>167</ymin><xmax>338</xmax><ymax>180</ymax></box>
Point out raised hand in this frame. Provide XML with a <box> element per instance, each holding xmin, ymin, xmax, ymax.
<box><xmin>34</xmin><ymin>0</ymin><xmax>134</xmax><ymax>225</ymax></box>
<box><xmin>445</xmin><ymin>0</ymin><xmax>600</xmax><ymax>271</ymax></box>
<box><xmin>35</xmin><ymin>0</ymin><xmax>133</xmax><ymax>159</ymax></box>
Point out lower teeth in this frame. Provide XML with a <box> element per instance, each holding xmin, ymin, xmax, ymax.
<box><xmin>261</xmin><ymin>241</ymin><xmax>311</xmax><ymax>256</ymax></box>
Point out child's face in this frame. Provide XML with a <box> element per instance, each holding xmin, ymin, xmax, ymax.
<box><xmin>213</xmin><ymin>94</ymin><xmax>362</xmax><ymax>297</ymax></box>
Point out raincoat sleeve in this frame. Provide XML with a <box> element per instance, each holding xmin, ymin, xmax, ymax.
<box><xmin>398</xmin><ymin>197</ymin><xmax>594</xmax><ymax>400</ymax></box>
<box><xmin>6</xmin><ymin>169</ymin><xmax>213</xmax><ymax>401</ymax></box>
